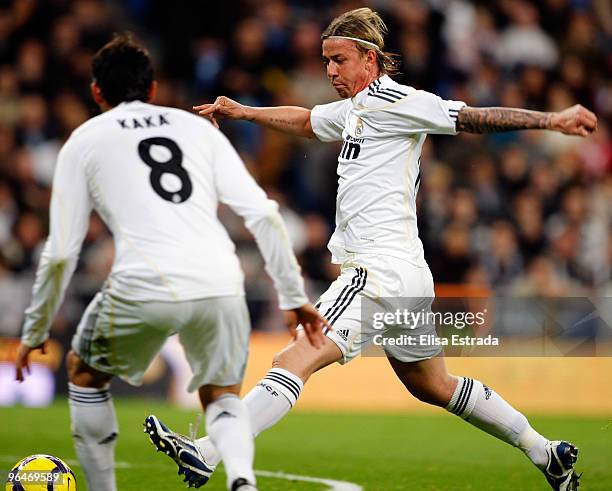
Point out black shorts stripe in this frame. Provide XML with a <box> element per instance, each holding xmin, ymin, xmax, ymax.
<box><xmin>328</xmin><ymin>269</ymin><xmax>367</xmax><ymax>326</ymax></box>
<box><xmin>78</xmin><ymin>291</ymin><xmax>110</xmax><ymax>362</ymax></box>
<box><xmin>264</xmin><ymin>374</ymin><xmax>299</xmax><ymax>400</ymax></box>
<box><xmin>324</xmin><ymin>269</ymin><xmax>363</xmax><ymax>325</ymax></box>
<box><xmin>266</xmin><ymin>371</ymin><xmax>301</xmax><ymax>395</ymax></box>
<box><xmin>322</xmin><ymin>269</ymin><xmax>363</xmax><ymax>335</ymax></box>
<box><xmin>323</xmin><ymin>285</ymin><xmax>350</xmax><ymax>319</ymax></box>
<box><xmin>79</xmin><ymin>301</ymin><xmax>99</xmax><ymax>362</ymax></box>
<box><xmin>322</xmin><ymin>285</ymin><xmax>349</xmax><ymax>334</ymax></box>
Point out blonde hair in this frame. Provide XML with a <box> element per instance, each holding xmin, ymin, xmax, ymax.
<box><xmin>321</xmin><ymin>8</ymin><xmax>399</xmax><ymax>75</ymax></box>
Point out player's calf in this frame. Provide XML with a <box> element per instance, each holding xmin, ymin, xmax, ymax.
<box><xmin>445</xmin><ymin>377</ymin><xmax>581</xmax><ymax>489</ymax></box>
<box><xmin>272</xmin><ymin>329</ymin><xmax>342</xmax><ymax>381</ymax></box>
<box><xmin>69</xmin><ymin>382</ymin><xmax>118</xmax><ymax>491</ymax></box>
<box><xmin>195</xmin><ymin>336</ymin><xmax>340</xmax><ymax>474</ymax></box>
<box><xmin>205</xmin><ymin>394</ymin><xmax>257</xmax><ymax>490</ymax></box>
<box><xmin>67</xmin><ymin>351</ymin><xmax>118</xmax><ymax>491</ymax></box>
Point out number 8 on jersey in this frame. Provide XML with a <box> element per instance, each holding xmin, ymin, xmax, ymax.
<box><xmin>138</xmin><ymin>136</ymin><xmax>193</xmax><ymax>204</ymax></box>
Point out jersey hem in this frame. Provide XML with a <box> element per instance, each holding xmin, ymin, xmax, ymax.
<box><xmin>104</xmin><ymin>286</ymin><xmax>246</xmax><ymax>303</ymax></box>
<box><xmin>331</xmin><ymin>246</ymin><xmax>429</xmax><ymax>268</ymax></box>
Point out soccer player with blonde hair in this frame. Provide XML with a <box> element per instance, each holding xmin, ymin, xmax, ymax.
<box><xmin>153</xmin><ymin>8</ymin><xmax>596</xmax><ymax>490</ymax></box>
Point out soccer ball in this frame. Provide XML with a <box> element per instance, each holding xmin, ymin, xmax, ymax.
<box><xmin>5</xmin><ymin>454</ymin><xmax>76</xmax><ymax>490</ymax></box>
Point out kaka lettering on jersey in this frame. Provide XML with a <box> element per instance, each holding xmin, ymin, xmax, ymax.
<box><xmin>340</xmin><ymin>136</ymin><xmax>363</xmax><ymax>160</ymax></box>
<box><xmin>116</xmin><ymin>114</ymin><xmax>170</xmax><ymax>129</ymax></box>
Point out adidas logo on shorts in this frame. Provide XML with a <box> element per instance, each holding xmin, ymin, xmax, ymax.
<box><xmin>336</xmin><ymin>329</ymin><xmax>350</xmax><ymax>341</ymax></box>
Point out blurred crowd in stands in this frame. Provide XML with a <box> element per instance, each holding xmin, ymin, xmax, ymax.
<box><xmin>0</xmin><ymin>0</ymin><xmax>610</xmax><ymax>341</ymax></box>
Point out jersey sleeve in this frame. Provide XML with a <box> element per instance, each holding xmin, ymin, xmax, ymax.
<box><xmin>310</xmin><ymin>99</ymin><xmax>350</xmax><ymax>142</ymax></box>
<box><xmin>370</xmin><ymin>90</ymin><xmax>465</xmax><ymax>135</ymax></box>
<box><xmin>21</xmin><ymin>134</ymin><xmax>93</xmax><ymax>347</ymax></box>
<box><xmin>211</xmin><ymin>129</ymin><xmax>308</xmax><ymax>310</ymax></box>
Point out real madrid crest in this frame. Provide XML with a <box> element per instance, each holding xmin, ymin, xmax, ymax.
<box><xmin>355</xmin><ymin>117</ymin><xmax>364</xmax><ymax>137</ymax></box>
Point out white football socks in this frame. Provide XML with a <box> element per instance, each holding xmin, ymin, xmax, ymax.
<box><xmin>68</xmin><ymin>383</ymin><xmax>118</xmax><ymax>491</ymax></box>
<box><xmin>205</xmin><ymin>394</ymin><xmax>256</xmax><ymax>489</ymax></box>
<box><xmin>197</xmin><ymin>368</ymin><xmax>303</xmax><ymax>467</ymax></box>
<box><xmin>244</xmin><ymin>368</ymin><xmax>303</xmax><ymax>436</ymax></box>
<box><xmin>446</xmin><ymin>377</ymin><xmax>549</xmax><ymax>468</ymax></box>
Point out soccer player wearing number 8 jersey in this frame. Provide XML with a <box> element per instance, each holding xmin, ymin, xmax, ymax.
<box><xmin>15</xmin><ymin>33</ymin><xmax>327</xmax><ymax>491</ymax></box>
<box><xmin>192</xmin><ymin>8</ymin><xmax>598</xmax><ymax>491</ymax></box>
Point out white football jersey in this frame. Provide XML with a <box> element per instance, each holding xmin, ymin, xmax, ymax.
<box><xmin>22</xmin><ymin>101</ymin><xmax>307</xmax><ymax>347</ymax></box>
<box><xmin>310</xmin><ymin>75</ymin><xmax>465</xmax><ymax>266</ymax></box>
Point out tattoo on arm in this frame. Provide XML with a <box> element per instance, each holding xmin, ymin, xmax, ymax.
<box><xmin>456</xmin><ymin>106</ymin><xmax>554</xmax><ymax>133</ymax></box>
<box><xmin>268</xmin><ymin>117</ymin><xmax>300</xmax><ymax>127</ymax></box>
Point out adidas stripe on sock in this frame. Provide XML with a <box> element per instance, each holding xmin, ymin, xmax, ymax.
<box><xmin>68</xmin><ymin>382</ymin><xmax>118</xmax><ymax>491</ymax></box>
<box><xmin>446</xmin><ymin>376</ymin><xmax>478</xmax><ymax>418</ymax></box>
<box><xmin>446</xmin><ymin>376</ymin><xmax>548</xmax><ymax>468</ymax></box>
<box><xmin>261</xmin><ymin>368</ymin><xmax>303</xmax><ymax>407</ymax></box>
<box><xmin>68</xmin><ymin>382</ymin><xmax>112</xmax><ymax>405</ymax></box>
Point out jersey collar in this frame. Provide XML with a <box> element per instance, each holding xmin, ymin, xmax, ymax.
<box><xmin>352</xmin><ymin>74</ymin><xmax>392</xmax><ymax>106</ymax></box>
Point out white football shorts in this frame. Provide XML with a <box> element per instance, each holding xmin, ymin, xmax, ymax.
<box><xmin>315</xmin><ymin>252</ymin><xmax>441</xmax><ymax>364</ymax></box>
<box><xmin>72</xmin><ymin>292</ymin><xmax>250</xmax><ymax>391</ymax></box>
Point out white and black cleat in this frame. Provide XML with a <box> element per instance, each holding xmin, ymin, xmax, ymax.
<box><xmin>543</xmin><ymin>441</ymin><xmax>581</xmax><ymax>491</ymax></box>
<box><xmin>144</xmin><ymin>415</ymin><xmax>216</xmax><ymax>488</ymax></box>
<box><xmin>231</xmin><ymin>478</ymin><xmax>258</xmax><ymax>491</ymax></box>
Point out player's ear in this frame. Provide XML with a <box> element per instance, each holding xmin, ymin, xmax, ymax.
<box><xmin>147</xmin><ymin>81</ymin><xmax>158</xmax><ymax>103</ymax></box>
<box><xmin>367</xmin><ymin>49</ymin><xmax>377</xmax><ymax>69</ymax></box>
<box><xmin>90</xmin><ymin>82</ymin><xmax>105</xmax><ymax>106</ymax></box>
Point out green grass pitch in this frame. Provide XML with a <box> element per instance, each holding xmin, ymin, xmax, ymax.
<box><xmin>1</xmin><ymin>400</ymin><xmax>611</xmax><ymax>490</ymax></box>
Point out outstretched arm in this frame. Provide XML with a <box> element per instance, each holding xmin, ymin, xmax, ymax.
<box><xmin>456</xmin><ymin>104</ymin><xmax>597</xmax><ymax>137</ymax></box>
<box><xmin>194</xmin><ymin>96</ymin><xmax>315</xmax><ymax>138</ymax></box>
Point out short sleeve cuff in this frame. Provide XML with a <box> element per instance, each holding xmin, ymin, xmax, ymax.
<box><xmin>310</xmin><ymin>103</ymin><xmax>345</xmax><ymax>142</ymax></box>
<box><xmin>447</xmin><ymin>100</ymin><xmax>466</xmax><ymax>134</ymax></box>
<box><xmin>310</xmin><ymin>105</ymin><xmax>329</xmax><ymax>142</ymax></box>
<box><xmin>278</xmin><ymin>293</ymin><xmax>309</xmax><ymax>311</ymax></box>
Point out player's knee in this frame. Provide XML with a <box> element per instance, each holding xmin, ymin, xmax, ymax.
<box><xmin>198</xmin><ymin>384</ymin><xmax>241</xmax><ymax>408</ymax></box>
<box><xmin>271</xmin><ymin>347</ymin><xmax>294</xmax><ymax>371</ymax></box>
<box><xmin>66</xmin><ymin>350</ymin><xmax>111</xmax><ymax>388</ymax></box>
<box><xmin>65</xmin><ymin>350</ymin><xmax>80</xmax><ymax>382</ymax></box>
<box><xmin>271</xmin><ymin>343</ymin><xmax>312</xmax><ymax>381</ymax></box>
